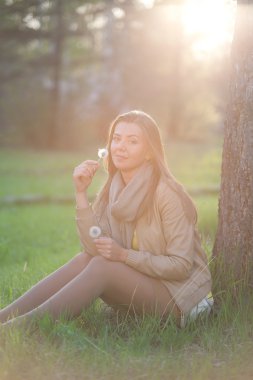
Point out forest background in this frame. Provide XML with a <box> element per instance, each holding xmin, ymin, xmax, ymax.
<box><xmin>2</xmin><ymin>1</ymin><xmax>252</xmax><ymax>380</ymax></box>
<box><xmin>0</xmin><ymin>0</ymin><xmax>236</xmax><ymax>150</ymax></box>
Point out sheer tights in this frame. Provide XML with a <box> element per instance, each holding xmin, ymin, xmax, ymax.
<box><xmin>0</xmin><ymin>253</ymin><xmax>180</xmax><ymax>326</ymax></box>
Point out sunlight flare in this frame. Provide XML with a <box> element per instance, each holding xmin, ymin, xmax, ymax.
<box><xmin>182</xmin><ymin>0</ymin><xmax>236</xmax><ymax>58</ymax></box>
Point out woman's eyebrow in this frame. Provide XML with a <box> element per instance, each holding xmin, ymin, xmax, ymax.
<box><xmin>113</xmin><ymin>133</ymin><xmax>139</xmax><ymax>138</ymax></box>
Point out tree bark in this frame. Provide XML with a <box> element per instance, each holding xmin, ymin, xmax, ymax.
<box><xmin>213</xmin><ymin>0</ymin><xmax>253</xmax><ymax>286</ymax></box>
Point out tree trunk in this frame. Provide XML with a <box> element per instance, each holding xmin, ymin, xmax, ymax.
<box><xmin>213</xmin><ymin>0</ymin><xmax>253</xmax><ymax>286</ymax></box>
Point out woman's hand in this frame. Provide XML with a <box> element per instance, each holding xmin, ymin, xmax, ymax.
<box><xmin>73</xmin><ymin>160</ymin><xmax>100</xmax><ymax>193</ymax></box>
<box><xmin>94</xmin><ymin>237</ymin><xmax>128</xmax><ymax>263</ymax></box>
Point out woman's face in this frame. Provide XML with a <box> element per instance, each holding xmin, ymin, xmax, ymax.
<box><xmin>110</xmin><ymin>122</ymin><xmax>150</xmax><ymax>175</ymax></box>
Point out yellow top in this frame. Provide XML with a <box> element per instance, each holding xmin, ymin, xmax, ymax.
<box><xmin>132</xmin><ymin>230</ymin><xmax>139</xmax><ymax>250</ymax></box>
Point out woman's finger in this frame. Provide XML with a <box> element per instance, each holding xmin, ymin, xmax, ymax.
<box><xmin>95</xmin><ymin>245</ymin><xmax>111</xmax><ymax>252</ymax></box>
<box><xmin>101</xmin><ymin>252</ymin><xmax>111</xmax><ymax>259</ymax></box>
<box><xmin>94</xmin><ymin>237</ymin><xmax>111</xmax><ymax>244</ymax></box>
<box><xmin>97</xmin><ymin>249</ymin><xmax>110</xmax><ymax>257</ymax></box>
<box><xmin>74</xmin><ymin>167</ymin><xmax>90</xmax><ymax>177</ymax></box>
<box><xmin>78</xmin><ymin>168</ymin><xmax>93</xmax><ymax>179</ymax></box>
<box><xmin>82</xmin><ymin>160</ymin><xmax>99</xmax><ymax>166</ymax></box>
<box><xmin>94</xmin><ymin>238</ymin><xmax>110</xmax><ymax>245</ymax></box>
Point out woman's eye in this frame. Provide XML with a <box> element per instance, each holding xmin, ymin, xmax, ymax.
<box><xmin>112</xmin><ymin>136</ymin><xmax>120</xmax><ymax>142</ymax></box>
<box><xmin>129</xmin><ymin>140</ymin><xmax>138</xmax><ymax>144</ymax></box>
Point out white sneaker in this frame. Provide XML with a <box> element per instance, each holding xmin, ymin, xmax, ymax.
<box><xmin>180</xmin><ymin>294</ymin><xmax>214</xmax><ymax>328</ymax></box>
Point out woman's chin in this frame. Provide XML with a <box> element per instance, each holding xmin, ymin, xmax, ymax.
<box><xmin>112</xmin><ymin>160</ymin><xmax>128</xmax><ymax>170</ymax></box>
<box><xmin>114</xmin><ymin>164</ymin><xmax>128</xmax><ymax>171</ymax></box>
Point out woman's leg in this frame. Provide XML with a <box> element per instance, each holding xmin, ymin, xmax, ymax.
<box><xmin>100</xmin><ymin>261</ymin><xmax>180</xmax><ymax>318</ymax></box>
<box><xmin>0</xmin><ymin>252</ymin><xmax>92</xmax><ymax>323</ymax></box>
<box><xmin>2</xmin><ymin>256</ymin><xmax>180</xmax><ymax>327</ymax></box>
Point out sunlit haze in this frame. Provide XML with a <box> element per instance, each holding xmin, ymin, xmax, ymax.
<box><xmin>182</xmin><ymin>0</ymin><xmax>236</xmax><ymax>59</ymax></box>
<box><xmin>140</xmin><ymin>0</ymin><xmax>236</xmax><ymax>59</ymax></box>
<box><xmin>183</xmin><ymin>0</ymin><xmax>236</xmax><ymax>58</ymax></box>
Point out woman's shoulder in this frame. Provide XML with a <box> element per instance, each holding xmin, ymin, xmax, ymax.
<box><xmin>155</xmin><ymin>176</ymin><xmax>183</xmax><ymax>209</ymax></box>
<box><xmin>156</xmin><ymin>176</ymin><xmax>178</xmax><ymax>198</ymax></box>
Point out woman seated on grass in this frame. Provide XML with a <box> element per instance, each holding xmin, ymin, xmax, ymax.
<box><xmin>0</xmin><ymin>110</ymin><xmax>213</xmax><ymax>329</ymax></box>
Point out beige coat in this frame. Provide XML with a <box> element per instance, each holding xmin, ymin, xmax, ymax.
<box><xmin>76</xmin><ymin>179</ymin><xmax>212</xmax><ymax>313</ymax></box>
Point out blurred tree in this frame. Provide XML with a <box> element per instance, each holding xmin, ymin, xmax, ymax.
<box><xmin>213</xmin><ymin>0</ymin><xmax>253</xmax><ymax>286</ymax></box>
<box><xmin>0</xmin><ymin>0</ymin><xmax>232</xmax><ymax>149</ymax></box>
<box><xmin>49</xmin><ymin>0</ymin><xmax>64</xmax><ymax>147</ymax></box>
<box><xmin>166</xmin><ymin>4</ymin><xmax>184</xmax><ymax>139</ymax></box>
<box><xmin>0</xmin><ymin>0</ymin><xmax>103</xmax><ymax>148</ymax></box>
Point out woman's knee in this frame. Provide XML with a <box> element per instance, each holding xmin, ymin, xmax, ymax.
<box><xmin>85</xmin><ymin>255</ymin><xmax>115</xmax><ymax>278</ymax></box>
<box><xmin>70</xmin><ymin>252</ymin><xmax>92</xmax><ymax>271</ymax></box>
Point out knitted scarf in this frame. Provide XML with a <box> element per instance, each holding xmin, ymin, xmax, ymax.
<box><xmin>108</xmin><ymin>161</ymin><xmax>154</xmax><ymax>249</ymax></box>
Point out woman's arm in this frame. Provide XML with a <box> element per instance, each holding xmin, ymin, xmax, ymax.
<box><xmin>75</xmin><ymin>205</ymin><xmax>101</xmax><ymax>256</ymax></box>
<box><xmin>73</xmin><ymin>160</ymin><xmax>101</xmax><ymax>255</ymax></box>
<box><xmin>75</xmin><ymin>191</ymin><xmax>89</xmax><ymax>209</ymax></box>
<box><xmin>124</xmin><ymin>186</ymin><xmax>196</xmax><ymax>281</ymax></box>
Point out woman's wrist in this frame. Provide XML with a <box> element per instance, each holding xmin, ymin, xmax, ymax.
<box><xmin>75</xmin><ymin>190</ymin><xmax>89</xmax><ymax>208</ymax></box>
<box><xmin>120</xmin><ymin>248</ymin><xmax>128</xmax><ymax>263</ymax></box>
<box><xmin>75</xmin><ymin>188</ymin><xmax>88</xmax><ymax>194</ymax></box>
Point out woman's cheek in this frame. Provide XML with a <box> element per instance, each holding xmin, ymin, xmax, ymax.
<box><xmin>110</xmin><ymin>142</ymin><xmax>116</xmax><ymax>154</ymax></box>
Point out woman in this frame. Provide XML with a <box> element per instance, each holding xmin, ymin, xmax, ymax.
<box><xmin>0</xmin><ymin>110</ymin><xmax>212</xmax><ymax>329</ymax></box>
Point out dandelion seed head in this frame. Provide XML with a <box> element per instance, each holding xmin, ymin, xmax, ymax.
<box><xmin>98</xmin><ymin>148</ymin><xmax>108</xmax><ymax>159</ymax></box>
<box><xmin>89</xmin><ymin>225</ymin><xmax>102</xmax><ymax>238</ymax></box>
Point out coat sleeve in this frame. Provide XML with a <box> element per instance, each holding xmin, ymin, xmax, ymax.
<box><xmin>75</xmin><ymin>205</ymin><xmax>111</xmax><ymax>256</ymax></box>
<box><xmin>124</xmin><ymin>187</ymin><xmax>195</xmax><ymax>281</ymax></box>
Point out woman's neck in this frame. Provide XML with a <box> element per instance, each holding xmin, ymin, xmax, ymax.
<box><xmin>120</xmin><ymin>169</ymin><xmax>136</xmax><ymax>185</ymax></box>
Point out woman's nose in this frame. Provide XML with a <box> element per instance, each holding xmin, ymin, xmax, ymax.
<box><xmin>117</xmin><ymin>140</ymin><xmax>126</xmax><ymax>150</ymax></box>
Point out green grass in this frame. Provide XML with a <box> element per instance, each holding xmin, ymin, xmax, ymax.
<box><xmin>0</xmin><ymin>141</ymin><xmax>221</xmax><ymax>198</ymax></box>
<box><xmin>1</xmin><ymin>144</ymin><xmax>253</xmax><ymax>379</ymax></box>
<box><xmin>0</xmin><ymin>147</ymin><xmax>107</xmax><ymax>199</ymax></box>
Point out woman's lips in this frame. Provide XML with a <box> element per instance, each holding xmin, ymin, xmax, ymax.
<box><xmin>113</xmin><ymin>155</ymin><xmax>127</xmax><ymax>160</ymax></box>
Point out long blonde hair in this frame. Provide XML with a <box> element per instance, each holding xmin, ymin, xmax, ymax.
<box><xmin>94</xmin><ymin>110</ymin><xmax>197</xmax><ymax>224</ymax></box>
